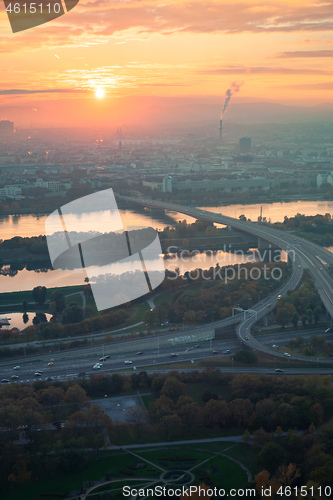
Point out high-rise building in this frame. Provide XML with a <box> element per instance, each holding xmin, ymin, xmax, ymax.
<box><xmin>0</xmin><ymin>120</ymin><xmax>14</xmax><ymax>136</ymax></box>
<box><xmin>239</xmin><ymin>137</ymin><xmax>251</xmax><ymax>154</ymax></box>
<box><xmin>162</xmin><ymin>175</ymin><xmax>173</xmax><ymax>193</ymax></box>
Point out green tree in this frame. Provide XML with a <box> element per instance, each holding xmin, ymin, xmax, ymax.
<box><xmin>50</xmin><ymin>291</ymin><xmax>66</xmax><ymax>312</ymax></box>
<box><xmin>301</xmin><ymin>314</ymin><xmax>308</xmax><ymax>327</ymax></box>
<box><xmin>313</xmin><ymin>306</ymin><xmax>322</xmax><ymax>324</ymax></box>
<box><xmin>60</xmin><ymin>449</ymin><xmax>87</xmax><ymax>472</ymax></box>
<box><xmin>32</xmin><ymin>286</ymin><xmax>47</xmax><ymax>305</ymax></box>
<box><xmin>242</xmin><ymin>429</ymin><xmax>251</xmax><ymax>443</ymax></box>
<box><xmin>161</xmin><ymin>376</ymin><xmax>186</xmax><ymax>402</ymax></box>
<box><xmin>276</xmin><ymin>307</ymin><xmax>291</xmax><ymax>327</ymax></box>
<box><xmin>306</xmin><ymin>309</ymin><xmax>313</xmax><ymax>325</ymax></box>
<box><xmin>62</xmin><ymin>305</ymin><xmax>84</xmax><ymax>324</ymax></box>
<box><xmin>158</xmin><ymin>414</ymin><xmax>182</xmax><ymax>440</ymax></box>
<box><xmin>234</xmin><ymin>349</ymin><xmax>258</xmax><ymax>364</ymax></box>
<box><xmin>257</xmin><ymin>443</ymin><xmax>285</xmax><ymax>474</ymax></box>
<box><xmin>292</xmin><ymin>312</ymin><xmax>299</xmax><ymax>328</ymax></box>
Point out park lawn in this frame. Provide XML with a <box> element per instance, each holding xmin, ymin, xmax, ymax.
<box><xmin>154</xmin><ymin>293</ymin><xmax>174</xmax><ymax>306</ymax></box>
<box><xmin>184</xmin><ymin>381</ymin><xmax>231</xmax><ymax>403</ymax></box>
<box><xmin>85</xmin><ymin>294</ymin><xmax>98</xmax><ymax>314</ymax></box>
<box><xmin>0</xmin><ymin>285</ymin><xmax>83</xmax><ymax>307</ymax></box>
<box><xmin>6</xmin><ymin>449</ymin><xmax>160</xmax><ymax>500</ymax></box>
<box><xmin>141</xmin><ymin>394</ymin><xmax>155</xmax><ymax>409</ymax></box>
<box><xmin>193</xmin><ymin>453</ymin><xmax>248</xmax><ymax>490</ymax></box>
<box><xmin>141</xmin><ymin>382</ymin><xmax>231</xmax><ymax>408</ymax></box>
<box><xmin>202</xmin><ymin>442</ymin><xmax>258</xmax><ymax>477</ymax></box>
<box><xmin>124</xmin><ymin>302</ymin><xmax>150</xmax><ymax>326</ymax></box>
<box><xmin>139</xmin><ymin>447</ymin><xmax>212</xmax><ymax>464</ymax></box>
<box><xmin>66</xmin><ymin>293</ymin><xmax>83</xmax><ymax>308</ymax></box>
<box><xmin>87</xmin><ymin>478</ymin><xmax>156</xmax><ymax>497</ymax></box>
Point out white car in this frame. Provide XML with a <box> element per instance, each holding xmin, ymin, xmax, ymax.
<box><xmin>93</xmin><ymin>363</ymin><xmax>102</xmax><ymax>369</ymax></box>
<box><xmin>124</xmin><ymin>360</ymin><xmax>132</xmax><ymax>365</ymax></box>
<box><xmin>283</xmin><ymin>353</ymin><xmax>291</xmax><ymax>357</ymax></box>
<box><xmin>13</xmin><ymin>366</ymin><xmax>20</xmax><ymax>370</ymax></box>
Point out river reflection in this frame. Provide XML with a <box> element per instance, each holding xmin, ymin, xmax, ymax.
<box><xmin>0</xmin><ymin>249</ymin><xmax>262</xmax><ymax>293</ymax></box>
<box><xmin>2</xmin><ymin>200</ymin><xmax>333</xmax><ymax>239</ymax></box>
<box><xmin>0</xmin><ymin>312</ymin><xmax>52</xmax><ymax>330</ymax></box>
<box><xmin>1</xmin><ymin>200</ymin><xmax>333</xmax><ymax>293</ymax></box>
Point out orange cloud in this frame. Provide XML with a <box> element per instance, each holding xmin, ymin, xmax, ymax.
<box><xmin>1</xmin><ymin>1</ymin><xmax>333</xmax><ymax>53</ymax></box>
<box><xmin>275</xmin><ymin>50</ymin><xmax>333</xmax><ymax>57</ymax></box>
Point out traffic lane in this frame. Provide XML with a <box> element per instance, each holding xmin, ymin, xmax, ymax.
<box><xmin>0</xmin><ymin>346</ymin><xmax>238</xmax><ymax>383</ymax></box>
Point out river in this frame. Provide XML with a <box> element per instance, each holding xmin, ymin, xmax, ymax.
<box><xmin>1</xmin><ymin>200</ymin><xmax>332</xmax><ymax>293</ymax></box>
<box><xmin>1</xmin><ymin>200</ymin><xmax>333</xmax><ymax>240</ymax></box>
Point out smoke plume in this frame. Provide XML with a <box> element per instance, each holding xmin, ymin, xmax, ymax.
<box><xmin>221</xmin><ymin>81</ymin><xmax>242</xmax><ymax>118</ymax></box>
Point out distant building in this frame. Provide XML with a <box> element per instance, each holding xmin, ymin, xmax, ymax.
<box><xmin>176</xmin><ymin>177</ymin><xmax>269</xmax><ymax>193</ymax></box>
<box><xmin>36</xmin><ymin>178</ymin><xmax>63</xmax><ymax>192</ymax></box>
<box><xmin>162</xmin><ymin>175</ymin><xmax>173</xmax><ymax>193</ymax></box>
<box><xmin>0</xmin><ymin>120</ymin><xmax>14</xmax><ymax>136</ymax></box>
<box><xmin>0</xmin><ymin>185</ymin><xmax>22</xmax><ymax>200</ymax></box>
<box><xmin>317</xmin><ymin>171</ymin><xmax>333</xmax><ymax>187</ymax></box>
<box><xmin>239</xmin><ymin>137</ymin><xmax>252</xmax><ymax>154</ymax></box>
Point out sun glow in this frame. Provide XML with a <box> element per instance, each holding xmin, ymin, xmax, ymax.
<box><xmin>95</xmin><ymin>88</ymin><xmax>105</xmax><ymax>99</ymax></box>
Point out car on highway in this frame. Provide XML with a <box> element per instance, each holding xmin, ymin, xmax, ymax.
<box><xmin>1</xmin><ymin>379</ymin><xmax>10</xmax><ymax>384</ymax></box>
<box><xmin>223</xmin><ymin>349</ymin><xmax>231</xmax><ymax>354</ymax></box>
<box><xmin>170</xmin><ymin>353</ymin><xmax>178</xmax><ymax>358</ymax></box>
<box><xmin>272</xmin><ymin>344</ymin><xmax>278</xmax><ymax>348</ymax></box>
<box><xmin>245</xmin><ymin>336</ymin><xmax>249</xmax><ymax>340</ymax></box>
<box><xmin>283</xmin><ymin>352</ymin><xmax>291</xmax><ymax>357</ymax></box>
<box><xmin>99</xmin><ymin>356</ymin><xmax>110</xmax><ymax>361</ymax></box>
<box><xmin>325</xmin><ymin>328</ymin><xmax>331</xmax><ymax>333</ymax></box>
<box><xmin>277</xmin><ymin>295</ymin><xmax>282</xmax><ymax>300</ymax></box>
<box><xmin>13</xmin><ymin>366</ymin><xmax>20</xmax><ymax>370</ymax></box>
<box><xmin>48</xmin><ymin>362</ymin><xmax>54</xmax><ymax>366</ymax></box>
<box><xmin>194</xmin><ymin>345</ymin><xmax>200</xmax><ymax>348</ymax></box>
<box><xmin>93</xmin><ymin>363</ymin><xmax>102</xmax><ymax>369</ymax></box>
<box><xmin>124</xmin><ymin>360</ymin><xmax>132</xmax><ymax>364</ymax></box>
<box><xmin>34</xmin><ymin>372</ymin><xmax>42</xmax><ymax>377</ymax></box>
<box><xmin>212</xmin><ymin>350</ymin><xmax>219</xmax><ymax>354</ymax></box>
<box><xmin>11</xmin><ymin>375</ymin><xmax>19</xmax><ymax>380</ymax></box>
<box><xmin>136</xmin><ymin>352</ymin><xmax>143</xmax><ymax>355</ymax></box>
<box><xmin>275</xmin><ymin>369</ymin><xmax>284</xmax><ymax>373</ymax></box>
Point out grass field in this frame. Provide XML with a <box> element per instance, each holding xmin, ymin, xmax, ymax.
<box><xmin>6</xmin><ymin>445</ymin><xmax>251</xmax><ymax>500</ymax></box>
<box><xmin>0</xmin><ymin>285</ymin><xmax>83</xmax><ymax>308</ymax></box>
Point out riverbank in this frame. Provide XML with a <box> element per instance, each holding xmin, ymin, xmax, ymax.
<box><xmin>0</xmin><ymin>191</ymin><xmax>331</xmax><ymax>218</ymax></box>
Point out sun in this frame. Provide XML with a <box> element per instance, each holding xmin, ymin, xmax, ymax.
<box><xmin>95</xmin><ymin>88</ymin><xmax>105</xmax><ymax>99</ymax></box>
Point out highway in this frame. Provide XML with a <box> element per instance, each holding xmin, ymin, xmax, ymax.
<box><xmin>122</xmin><ymin>196</ymin><xmax>333</xmax><ymax>363</ymax></box>
<box><xmin>1</xmin><ymin>328</ymin><xmax>332</xmax><ymax>384</ymax></box>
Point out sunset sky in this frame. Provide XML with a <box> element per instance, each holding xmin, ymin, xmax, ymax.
<box><xmin>1</xmin><ymin>0</ymin><xmax>333</xmax><ymax>128</ymax></box>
